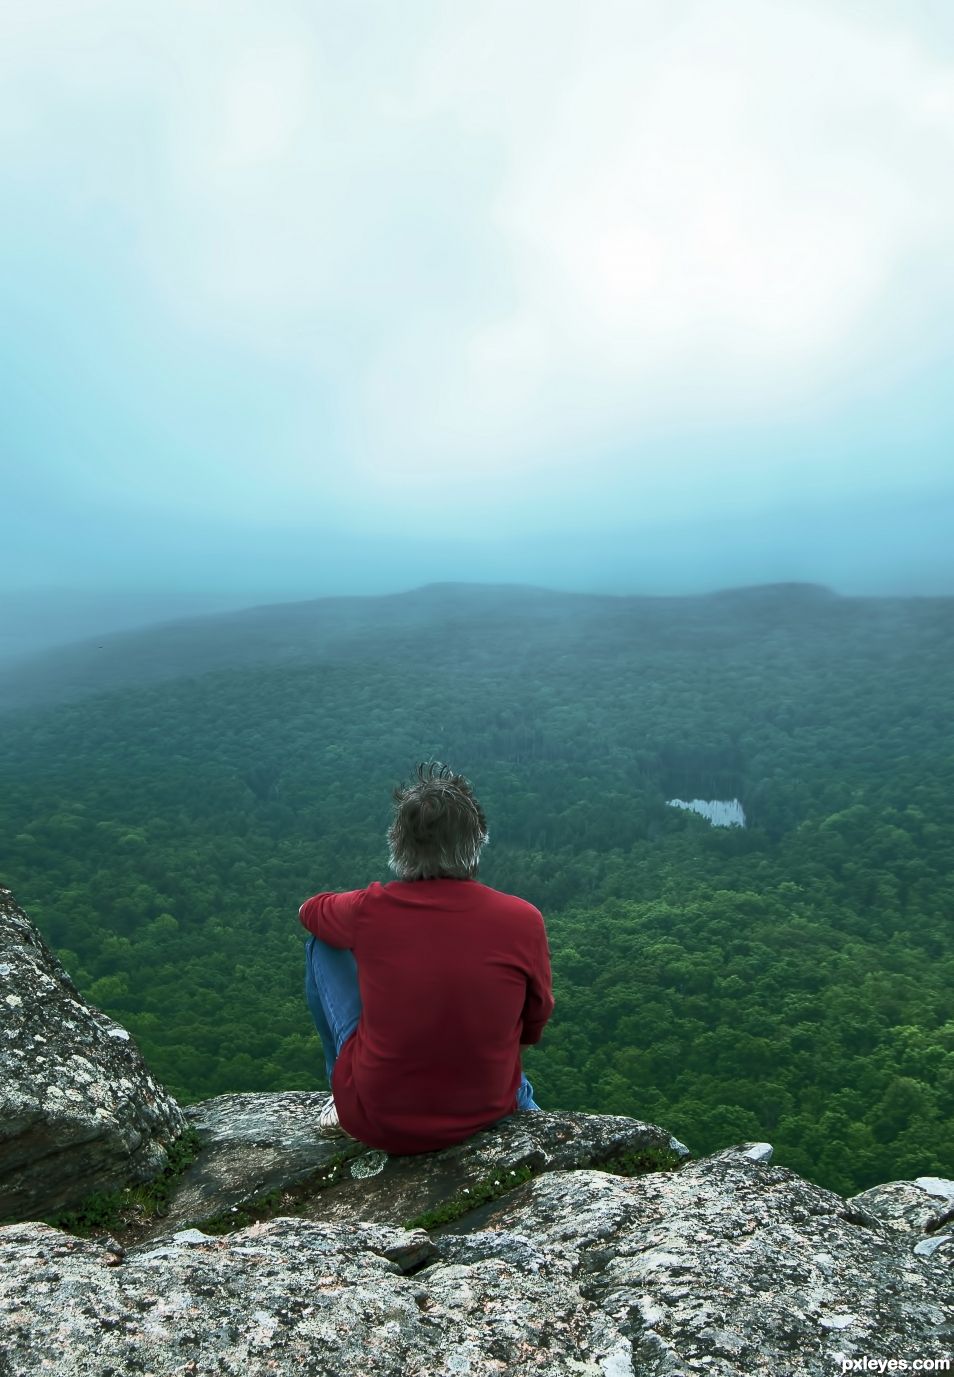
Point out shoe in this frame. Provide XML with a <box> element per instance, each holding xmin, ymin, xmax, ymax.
<box><xmin>318</xmin><ymin>1095</ymin><xmax>350</xmax><ymax>1137</ymax></box>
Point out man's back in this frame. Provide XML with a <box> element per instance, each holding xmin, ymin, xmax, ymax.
<box><xmin>299</xmin><ymin>877</ymin><xmax>553</xmax><ymax>1152</ymax></box>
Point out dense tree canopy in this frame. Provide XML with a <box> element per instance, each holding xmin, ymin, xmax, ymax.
<box><xmin>0</xmin><ymin>583</ymin><xmax>951</xmax><ymax>1195</ymax></box>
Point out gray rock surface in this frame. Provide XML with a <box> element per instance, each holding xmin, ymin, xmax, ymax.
<box><xmin>445</xmin><ymin>1143</ymin><xmax>954</xmax><ymax>1374</ymax></box>
<box><xmin>0</xmin><ymin>1215</ymin><xmax>620</xmax><ymax>1377</ymax></box>
<box><xmin>0</xmin><ymin>886</ymin><xmax>187</xmax><ymax>1222</ymax></box>
<box><xmin>157</xmin><ymin>1091</ymin><xmax>367</xmax><ymax>1236</ymax></box>
<box><xmin>847</xmin><ymin>1175</ymin><xmax>954</xmax><ymax>1264</ymax></box>
<box><xmin>153</xmin><ymin>1090</ymin><xmax>687</xmax><ymax>1238</ymax></box>
<box><xmin>1</xmin><ymin>1145</ymin><xmax>951</xmax><ymax>1376</ymax></box>
<box><xmin>848</xmin><ymin>1176</ymin><xmax>954</xmax><ymax>1234</ymax></box>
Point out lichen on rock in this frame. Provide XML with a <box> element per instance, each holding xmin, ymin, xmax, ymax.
<box><xmin>0</xmin><ymin>887</ymin><xmax>187</xmax><ymax>1222</ymax></box>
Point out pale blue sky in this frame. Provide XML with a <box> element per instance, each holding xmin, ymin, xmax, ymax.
<box><xmin>3</xmin><ymin>0</ymin><xmax>954</xmax><ymax>652</ymax></box>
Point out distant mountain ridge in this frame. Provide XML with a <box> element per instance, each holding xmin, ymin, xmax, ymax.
<box><xmin>0</xmin><ymin>580</ymin><xmax>853</xmax><ymax>714</ymax></box>
<box><xmin>704</xmin><ymin>581</ymin><xmax>838</xmax><ymax>601</ymax></box>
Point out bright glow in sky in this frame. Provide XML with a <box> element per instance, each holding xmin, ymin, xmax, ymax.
<box><xmin>3</xmin><ymin>0</ymin><xmax>954</xmax><ymax>625</ymax></box>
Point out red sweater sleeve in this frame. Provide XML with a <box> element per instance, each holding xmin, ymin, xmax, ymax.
<box><xmin>520</xmin><ymin>914</ymin><xmax>555</xmax><ymax>1044</ymax></box>
<box><xmin>298</xmin><ymin>889</ymin><xmax>364</xmax><ymax>948</ymax></box>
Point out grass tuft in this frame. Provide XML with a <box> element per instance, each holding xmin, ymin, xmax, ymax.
<box><xmin>39</xmin><ymin>1127</ymin><xmax>203</xmax><ymax>1238</ymax></box>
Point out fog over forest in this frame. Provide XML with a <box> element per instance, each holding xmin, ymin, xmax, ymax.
<box><xmin>3</xmin><ymin>0</ymin><xmax>953</xmax><ymax>665</ymax></box>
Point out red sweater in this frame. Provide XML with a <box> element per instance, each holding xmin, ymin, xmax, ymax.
<box><xmin>298</xmin><ymin>878</ymin><xmax>554</xmax><ymax>1153</ymax></box>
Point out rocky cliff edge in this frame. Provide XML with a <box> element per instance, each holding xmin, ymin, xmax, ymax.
<box><xmin>1</xmin><ymin>885</ymin><xmax>951</xmax><ymax>1376</ymax></box>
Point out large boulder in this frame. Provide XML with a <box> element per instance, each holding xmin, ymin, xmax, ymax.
<box><xmin>450</xmin><ymin>1143</ymin><xmax>953</xmax><ymax>1373</ymax></box>
<box><xmin>151</xmin><ymin>1089</ymin><xmax>688</xmax><ymax>1238</ymax></box>
<box><xmin>0</xmin><ymin>886</ymin><xmax>187</xmax><ymax>1222</ymax></box>
<box><xmin>847</xmin><ymin>1175</ymin><xmax>954</xmax><ymax>1261</ymax></box>
<box><xmin>0</xmin><ymin>1145</ymin><xmax>950</xmax><ymax>1376</ymax></box>
<box><xmin>0</xmin><ymin>1214</ymin><xmax>618</xmax><ymax>1377</ymax></box>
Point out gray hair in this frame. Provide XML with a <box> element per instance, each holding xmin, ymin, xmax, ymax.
<box><xmin>387</xmin><ymin>761</ymin><xmax>489</xmax><ymax>881</ymax></box>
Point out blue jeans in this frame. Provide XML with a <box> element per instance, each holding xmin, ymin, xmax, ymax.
<box><xmin>304</xmin><ymin>935</ymin><xmax>540</xmax><ymax>1110</ymax></box>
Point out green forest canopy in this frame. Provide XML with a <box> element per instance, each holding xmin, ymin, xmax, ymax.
<box><xmin>0</xmin><ymin>581</ymin><xmax>951</xmax><ymax>1197</ymax></box>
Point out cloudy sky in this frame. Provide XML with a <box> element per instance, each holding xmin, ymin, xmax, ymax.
<box><xmin>3</xmin><ymin>0</ymin><xmax>954</xmax><ymax>647</ymax></box>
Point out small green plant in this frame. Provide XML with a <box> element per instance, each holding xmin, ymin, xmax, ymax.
<box><xmin>41</xmin><ymin>1189</ymin><xmax>130</xmax><ymax>1237</ymax></box>
<box><xmin>401</xmin><ymin>1145</ymin><xmax>687</xmax><ymax>1233</ymax></box>
<box><xmin>41</xmin><ymin>1126</ymin><xmax>203</xmax><ymax>1238</ymax></box>
<box><xmin>404</xmin><ymin>1163</ymin><xmax>537</xmax><ymax>1231</ymax></box>
<box><xmin>591</xmin><ymin>1145</ymin><xmax>689</xmax><ymax>1177</ymax></box>
<box><xmin>192</xmin><ymin>1185</ymin><xmax>290</xmax><ymax>1236</ymax></box>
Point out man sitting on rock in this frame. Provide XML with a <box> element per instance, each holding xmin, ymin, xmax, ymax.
<box><xmin>300</xmin><ymin>761</ymin><xmax>554</xmax><ymax>1152</ymax></box>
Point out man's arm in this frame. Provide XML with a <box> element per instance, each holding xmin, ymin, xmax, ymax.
<box><xmin>298</xmin><ymin>888</ymin><xmax>365</xmax><ymax>949</ymax></box>
<box><xmin>520</xmin><ymin>914</ymin><xmax>555</xmax><ymax>1045</ymax></box>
